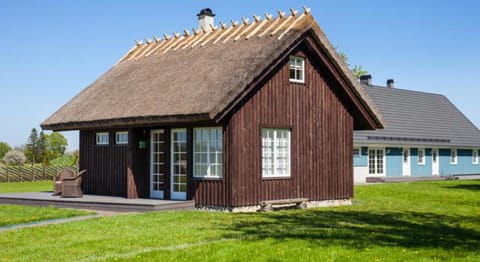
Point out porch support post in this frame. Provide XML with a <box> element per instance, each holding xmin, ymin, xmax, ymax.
<box><xmin>127</xmin><ymin>128</ymin><xmax>139</xmax><ymax>198</ymax></box>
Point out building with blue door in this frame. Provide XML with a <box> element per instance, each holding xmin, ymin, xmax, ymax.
<box><xmin>353</xmin><ymin>76</ymin><xmax>480</xmax><ymax>183</ymax></box>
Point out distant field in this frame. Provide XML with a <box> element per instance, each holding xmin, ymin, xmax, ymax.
<box><xmin>1</xmin><ymin>180</ymin><xmax>479</xmax><ymax>261</ymax></box>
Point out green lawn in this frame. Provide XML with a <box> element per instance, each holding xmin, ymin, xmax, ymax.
<box><xmin>0</xmin><ymin>181</ymin><xmax>92</xmax><ymax>227</ymax></box>
<box><xmin>0</xmin><ymin>180</ymin><xmax>52</xmax><ymax>193</ymax></box>
<box><xmin>0</xmin><ymin>205</ymin><xmax>92</xmax><ymax>227</ymax></box>
<box><xmin>1</xmin><ymin>180</ymin><xmax>479</xmax><ymax>261</ymax></box>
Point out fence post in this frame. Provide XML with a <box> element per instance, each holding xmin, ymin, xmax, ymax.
<box><xmin>6</xmin><ymin>167</ymin><xmax>9</xmax><ymax>183</ymax></box>
<box><xmin>20</xmin><ymin>167</ymin><xmax>23</xmax><ymax>182</ymax></box>
<box><xmin>32</xmin><ymin>166</ymin><xmax>35</xmax><ymax>182</ymax></box>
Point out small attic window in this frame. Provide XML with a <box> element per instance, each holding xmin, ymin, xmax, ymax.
<box><xmin>289</xmin><ymin>56</ymin><xmax>305</xmax><ymax>83</ymax></box>
<box><xmin>96</xmin><ymin>132</ymin><xmax>109</xmax><ymax>145</ymax></box>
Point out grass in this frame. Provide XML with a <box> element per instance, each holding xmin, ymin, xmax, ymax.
<box><xmin>0</xmin><ymin>205</ymin><xmax>92</xmax><ymax>227</ymax></box>
<box><xmin>0</xmin><ymin>180</ymin><xmax>52</xmax><ymax>193</ymax></box>
<box><xmin>0</xmin><ymin>181</ymin><xmax>92</xmax><ymax>227</ymax></box>
<box><xmin>1</xmin><ymin>180</ymin><xmax>479</xmax><ymax>261</ymax></box>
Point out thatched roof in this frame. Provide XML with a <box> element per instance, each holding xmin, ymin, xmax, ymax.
<box><xmin>41</xmin><ymin>7</ymin><xmax>384</xmax><ymax>131</ymax></box>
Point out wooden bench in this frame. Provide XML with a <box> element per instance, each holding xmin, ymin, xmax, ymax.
<box><xmin>259</xmin><ymin>198</ymin><xmax>309</xmax><ymax>211</ymax></box>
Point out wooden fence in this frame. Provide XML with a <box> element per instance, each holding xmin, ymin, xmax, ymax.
<box><xmin>0</xmin><ymin>166</ymin><xmax>79</xmax><ymax>182</ymax></box>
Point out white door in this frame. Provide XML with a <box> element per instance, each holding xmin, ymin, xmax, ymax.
<box><xmin>171</xmin><ymin>129</ymin><xmax>187</xmax><ymax>200</ymax></box>
<box><xmin>368</xmin><ymin>148</ymin><xmax>385</xmax><ymax>176</ymax></box>
<box><xmin>432</xmin><ymin>149</ymin><xmax>439</xmax><ymax>175</ymax></box>
<box><xmin>402</xmin><ymin>148</ymin><xmax>410</xmax><ymax>176</ymax></box>
<box><xmin>150</xmin><ymin>130</ymin><xmax>166</xmax><ymax>199</ymax></box>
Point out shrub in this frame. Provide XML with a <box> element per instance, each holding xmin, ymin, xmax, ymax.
<box><xmin>3</xmin><ymin>150</ymin><xmax>27</xmax><ymax>166</ymax></box>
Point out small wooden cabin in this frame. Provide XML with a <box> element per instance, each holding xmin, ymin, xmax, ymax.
<box><xmin>42</xmin><ymin>7</ymin><xmax>383</xmax><ymax>210</ymax></box>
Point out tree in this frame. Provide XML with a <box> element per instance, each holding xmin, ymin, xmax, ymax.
<box><xmin>336</xmin><ymin>48</ymin><xmax>369</xmax><ymax>79</ymax></box>
<box><xmin>24</xmin><ymin>128</ymin><xmax>69</xmax><ymax>165</ymax></box>
<box><xmin>3</xmin><ymin>150</ymin><xmax>26</xmax><ymax>166</ymax></box>
<box><xmin>46</xmin><ymin>132</ymin><xmax>68</xmax><ymax>159</ymax></box>
<box><xmin>351</xmin><ymin>65</ymin><xmax>368</xmax><ymax>79</ymax></box>
<box><xmin>25</xmin><ymin>128</ymin><xmax>39</xmax><ymax>165</ymax></box>
<box><xmin>0</xmin><ymin>142</ymin><xmax>12</xmax><ymax>160</ymax></box>
<box><xmin>71</xmin><ymin>150</ymin><xmax>79</xmax><ymax>166</ymax></box>
<box><xmin>38</xmin><ymin>131</ymin><xmax>49</xmax><ymax>165</ymax></box>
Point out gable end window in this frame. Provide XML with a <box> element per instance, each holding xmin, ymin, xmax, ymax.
<box><xmin>116</xmin><ymin>131</ymin><xmax>128</xmax><ymax>145</ymax></box>
<box><xmin>473</xmin><ymin>150</ymin><xmax>478</xmax><ymax>165</ymax></box>
<box><xmin>418</xmin><ymin>148</ymin><xmax>425</xmax><ymax>165</ymax></box>
<box><xmin>450</xmin><ymin>149</ymin><xmax>457</xmax><ymax>165</ymax></box>
<box><xmin>193</xmin><ymin>127</ymin><xmax>223</xmax><ymax>178</ymax></box>
<box><xmin>289</xmin><ymin>56</ymin><xmax>305</xmax><ymax>83</ymax></box>
<box><xmin>96</xmin><ymin>132</ymin><xmax>109</xmax><ymax>145</ymax></box>
<box><xmin>262</xmin><ymin>128</ymin><xmax>291</xmax><ymax>178</ymax></box>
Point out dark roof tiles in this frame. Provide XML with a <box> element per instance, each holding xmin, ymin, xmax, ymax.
<box><xmin>354</xmin><ymin>85</ymin><xmax>480</xmax><ymax>147</ymax></box>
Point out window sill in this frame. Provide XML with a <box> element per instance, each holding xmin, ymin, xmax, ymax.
<box><xmin>289</xmin><ymin>80</ymin><xmax>306</xmax><ymax>85</ymax></box>
<box><xmin>193</xmin><ymin>176</ymin><xmax>223</xmax><ymax>181</ymax></box>
<box><xmin>262</xmin><ymin>176</ymin><xmax>291</xmax><ymax>180</ymax></box>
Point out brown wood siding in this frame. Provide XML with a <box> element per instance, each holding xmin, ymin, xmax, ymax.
<box><xmin>127</xmin><ymin>128</ymin><xmax>149</xmax><ymax>198</ymax></box>
<box><xmin>190</xmin><ymin>125</ymin><xmax>230</xmax><ymax>207</ymax></box>
<box><xmin>225</xmin><ymin>43</ymin><xmax>354</xmax><ymax>207</ymax></box>
<box><xmin>80</xmin><ymin>130</ymin><xmax>128</xmax><ymax>197</ymax></box>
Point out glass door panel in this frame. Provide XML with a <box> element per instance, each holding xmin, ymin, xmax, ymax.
<box><xmin>150</xmin><ymin>130</ymin><xmax>166</xmax><ymax>199</ymax></box>
<box><xmin>171</xmin><ymin>129</ymin><xmax>187</xmax><ymax>200</ymax></box>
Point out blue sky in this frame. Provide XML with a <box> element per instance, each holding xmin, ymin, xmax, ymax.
<box><xmin>1</xmin><ymin>0</ymin><xmax>479</xmax><ymax>150</ymax></box>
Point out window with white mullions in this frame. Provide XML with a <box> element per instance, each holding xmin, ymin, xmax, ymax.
<box><xmin>451</xmin><ymin>149</ymin><xmax>457</xmax><ymax>165</ymax></box>
<box><xmin>289</xmin><ymin>56</ymin><xmax>305</xmax><ymax>83</ymax></box>
<box><xmin>262</xmin><ymin>128</ymin><xmax>291</xmax><ymax>178</ymax></box>
<box><xmin>96</xmin><ymin>132</ymin><xmax>109</xmax><ymax>145</ymax></box>
<box><xmin>418</xmin><ymin>148</ymin><xmax>425</xmax><ymax>165</ymax></box>
<box><xmin>115</xmin><ymin>131</ymin><xmax>128</xmax><ymax>145</ymax></box>
<box><xmin>368</xmin><ymin>149</ymin><xmax>384</xmax><ymax>175</ymax></box>
<box><xmin>193</xmin><ymin>127</ymin><xmax>223</xmax><ymax>178</ymax></box>
<box><xmin>473</xmin><ymin>150</ymin><xmax>479</xmax><ymax>165</ymax></box>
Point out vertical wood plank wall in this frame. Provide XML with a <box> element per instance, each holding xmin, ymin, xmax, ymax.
<box><xmin>191</xmin><ymin>124</ymin><xmax>230</xmax><ymax>206</ymax></box>
<box><xmin>127</xmin><ymin>128</ymin><xmax>149</xmax><ymax>198</ymax></box>
<box><xmin>78</xmin><ymin>40</ymin><xmax>359</xmax><ymax>206</ymax></box>
<box><xmin>80</xmin><ymin>131</ymin><xmax>128</xmax><ymax>197</ymax></box>
<box><xmin>226</xmin><ymin>44</ymin><xmax>354</xmax><ymax>207</ymax></box>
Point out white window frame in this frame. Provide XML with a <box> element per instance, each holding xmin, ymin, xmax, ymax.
<box><xmin>193</xmin><ymin>127</ymin><xmax>223</xmax><ymax>178</ymax></box>
<box><xmin>96</xmin><ymin>132</ymin><xmax>109</xmax><ymax>145</ymax></box>
<box><xmin>450</xmin><ymin>149</ymin><xmax>458</xmax><ymax>165</ymax></box>
<box><xmin>115</xmin><ymin>131</ymin><xmax>128</xmax><ymax>145</ymax></box>
<box><xmin>289</xmin><ymin>56</ymin><xmax>305</xmax><ymax>83</ymax></box>
<box><xmin>473</xmin><ymin>149</ymin><xmax>479</xmax><ymax>165</ymax></box>
<box><xmin>262</xmin><ymin>128</ymin><xmax>291</xmax><ymax>178</ymax></box>
<box><xmin>418</xmin><ymin>148</ymin><xmax>425</xmax><ymax>165</ymax></box>
<box><xmin>368</xmin><ymin>148</ymin><xmax>385</xmax><ymax>175</ymax></box>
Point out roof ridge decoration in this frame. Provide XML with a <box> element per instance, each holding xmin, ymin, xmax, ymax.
<box><xmin>116</xmin><ymin>6</ymin><xmax>311</xmax><ymax>65</ymax></box>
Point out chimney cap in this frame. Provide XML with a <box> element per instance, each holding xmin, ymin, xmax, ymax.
<box><xmin>386</xmin><ymin>79</ymin><xmax>395</xmax><ymax>88</ymax></box>
<box><xmin>197</xmin><ymin>8</ymin><xmax>215</xmax><ymax>17</ymax></box>
<box><xmin>359</xmin><ymin>74</ymin><xmax>372</xmax><ymax>80</ymax></box>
